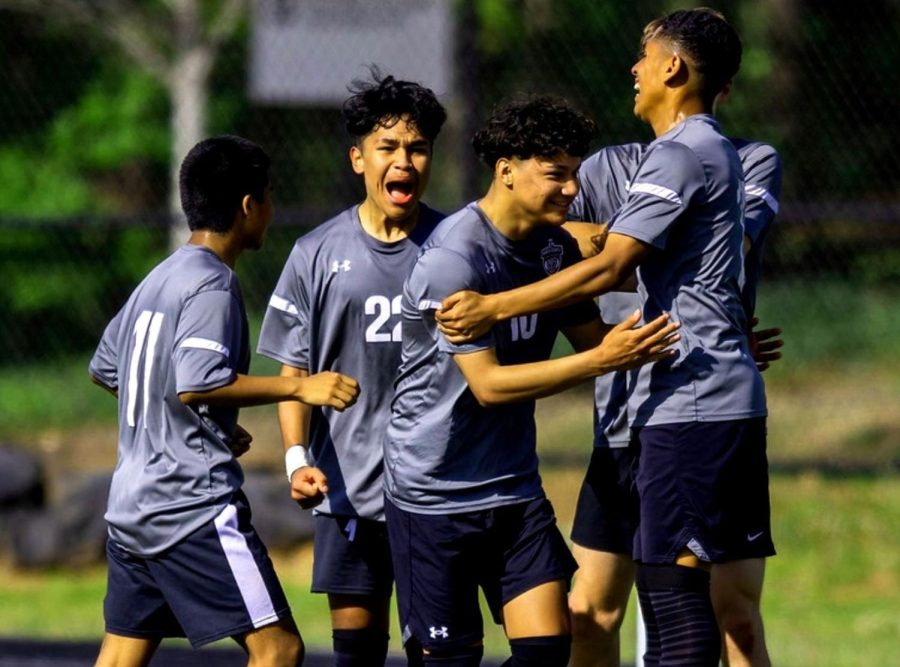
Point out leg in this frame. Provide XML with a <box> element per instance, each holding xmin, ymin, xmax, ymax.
<box><xmin>569</xmin><ymin>546</ymin><xmax>635</xmax><ymax>667</ymax></box>
<box><xmin>712</xmin><ymin>558</ymin><xmax>770</xmax><ymax>667</ymax></box>
<box><xmin>502</xmin><ymin>580</ymin><xmax>571</xmax><ymax>666</ymax></box>
<box><xmin>93</xmin><ymin>633</ymin><xmax>159</xmax><ymax>667</ymax></box>
<box><xmin>329</xmin><ymin>593</ymin><xmax>391</xmax><ymax>667</ymax></box>
<box><xmin>236</xmin><ymin>617</ymin><xmax>304</xmax><ymax>667</ymax></box>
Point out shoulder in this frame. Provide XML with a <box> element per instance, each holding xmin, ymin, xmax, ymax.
<box><xmin>731</xmin><ymin>138</ymin><xmax>783</xmax><ymax>179</ymax></box>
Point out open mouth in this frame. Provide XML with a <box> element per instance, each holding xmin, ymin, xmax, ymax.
<box><xmin>386</xmin><ymin>180</ymin><xmax>416</xmax><ymax>206</ymax></box>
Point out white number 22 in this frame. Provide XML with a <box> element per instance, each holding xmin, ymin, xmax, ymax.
<box><xmin>364</xmin><ymin>295</ymin><xmax>402</xmax><ymax>343</ymax></box>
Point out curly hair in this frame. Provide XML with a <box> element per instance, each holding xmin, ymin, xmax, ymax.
<box><xmin>472</xmin><ymin>96</ymin><xmax>597</xmax><ymax>168</ymax></box>
<box><xmin>179</xmin><ymin>135</ymin><xmax>270</xmax><ymax>233</ymax></box>
<box><xmin>643</xmin><ymin>8</ymin><xmax>742</xmax><ymax>105</ymax></box>
<box><xmin>342</xmin><ymin>66</ymin><xmax>447</xmax><ymax>143</ymax></box>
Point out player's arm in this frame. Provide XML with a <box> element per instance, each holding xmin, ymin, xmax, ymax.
<box><xmin>437</xmin><ymin>233</ymin><xmax>649</xmax><ymax>342</ymax></box>
<box><xmin>178</xmin><ymin>371</ymin><xmax>358</xmax><ymax>410</ymax></box>
<box><xmin>454</xmin><ymin>309</ymin><xmax>679</xmax><ymax>407</ymax></box>
<box><xmin>277</xmin><ymin>364</ymin><xmax>328</xmax><ymax>509</ymax></box>
<box><xmin>563</xmin><ymin>221</ymin><xmax>609</xmax><ymax>259</ymax></box>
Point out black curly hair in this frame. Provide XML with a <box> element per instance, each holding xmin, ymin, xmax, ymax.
<box><xmin>342</xmin><ymin>66</ymin><xmax>447</xmax><ymax>144</ymax></box>
<box><xmin>472</xmin><ymin>96</ymin><xmax>598</xmax><ymax>169</ymax></box>
<box><xmin>642</xmin><ymin>8</ymin><xmax>742</xmax><ymax>106</ymax></box>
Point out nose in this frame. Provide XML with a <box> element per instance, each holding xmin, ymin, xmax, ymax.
<box><xmin>562</xmin><ymin>177</ymin><xmax>580</xmax><ymax>198</ymax></box>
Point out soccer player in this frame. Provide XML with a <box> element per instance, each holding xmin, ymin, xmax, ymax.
<box><xmin>88</xmin><ymin>135</ymin><xmax>359</xmax><ymax>667</ymax></box>
<box><xmin>256</xmin><ymin>72</ymin><xmax>447</xmax><ymax>666</ymax></box>
<box><xmin>383</xmin><ymin>96</ymin><xmax>680</xmax><ymax>667</ymax></box>
<box><xmin>436</xmin><ymin>9</ymin><xmax>771</xmax><ymax>666</ymax></box>
<box><xmin>566</xmin><ymin>135</ymin><xmax>783</xmax><ymax>667</ymax></box>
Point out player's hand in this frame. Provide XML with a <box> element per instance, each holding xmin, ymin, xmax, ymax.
<box><xmin>563</xmin><ymin>221</ymin><xmax>608</xmax><ymax>258</ymax></box>
<box><xmin>296</xmin><ymin>372</ymin><xmax>359</xmax><ymax>411</ymax></box>
<box><xmin>590</xmin><ymin>310</ymin><xmax>681</xmax><ymax>373</ymax></box>
<box><xmin>290</xmin><ymin>465</ymin><xmax>329</xmax><ymax>510</ymax></box>
<box><xmin>748</xmin><ymin>317</ymin><xmax>783</xmax><ymax>372</ymax></box>
<box><xmin>228</xmin><ymin>423</ymin><xmax>253</xmax><ymax>458</ymax></box>
<box><xmin>436</xmin><ymin>291</ymin><xmax>497</xmax><ymax>343</ymax></box>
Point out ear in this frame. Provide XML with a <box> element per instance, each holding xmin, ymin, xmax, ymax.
<box><xmin>241</xmin><ymin>194</ymin><xmax>253</xmax><ymax>217</ymax></box>
<box><xmin>663</xmin><ymin>52</ymin><xmax>685</xmax><ymax>84</ymax></box>
<box><xmin>496</xmin><ymin>158</ymin><xmax>513</xmax><ymax>187</ymax></box>
<box><xmin>350</xmin><ymin>144</ymin><xmax>365</xmax><ymax>175</ymax></box>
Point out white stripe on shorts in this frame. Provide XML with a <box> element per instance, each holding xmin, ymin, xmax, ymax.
<box><xmin>213</xmin><ymin>504</ymin><xmax>279</xmax><ymax>628</ymax></box>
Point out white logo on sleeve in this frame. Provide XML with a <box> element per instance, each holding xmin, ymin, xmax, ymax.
<box><xmin>331</xmin><ymin>259</ymin><xmax>352</xmax><ymax>273</ymax></box>
<box><xmin>747</xmin><ymin>531</ymin><xmax>765</xmax><ymax>542</ymax></box>
<box><xmin>429</xmin><ymin>626</ymin><xmax>449</xmax><ymax>639</ymax></box>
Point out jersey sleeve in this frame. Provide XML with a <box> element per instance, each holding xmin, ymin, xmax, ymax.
<box><xmin>89</xmin><ymin>308</ymin><xmax>123</xmax><ymax>391</ymax></box>
<box><xmin>741</xmin><ymin>144</ymin><xmax>783</xmax><ymax>246</ymax></box>
<box><xmin>173</xmin><ymin>289</ymin><xmax>244</xmax><ymax>394</ymax></box>
<box><xmin>609</xmin><ymin>141</ymin><xmax>705</xmax><ymax>250</ymax></box>
<box><xmin>569</xmin><ymin>152</ymin><xmax>603</xmax><ymax>222</ymax></box>
<box><xmin>256</xmin><ymin>242</ymin><xmax>311</xmax><ymax>368</ymax></box>
<box><xmin>406</xmin><ymin>247</ymin><xmax>494</xmax><ymax>355</ymax></box>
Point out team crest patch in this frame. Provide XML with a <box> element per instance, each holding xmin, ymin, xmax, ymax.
<box><xmin>540</xmin><ymin>239</ymin><xmax>564</xmax><ymax>275</ymax></box>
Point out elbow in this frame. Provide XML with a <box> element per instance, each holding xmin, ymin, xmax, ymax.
<box><xmin>178</xmin><ymin>391</ymin><xmax>198</xmax><ymax>405</ymax></box>
<box><xmin>468</xmin><ymin>385</ymin><xmax>504</xmax><ymax>408</ymax></box>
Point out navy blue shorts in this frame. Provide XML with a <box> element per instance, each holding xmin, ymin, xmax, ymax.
<box><xmin>633</xmin><ymin>417</ymin><xmax>776</xmax><ymax>564</ymax></box>
<box><xmin>311</xmin><ymin>514</ymin><xmax>393</xmax><ymax>597</ymax></box>
<box><xmin>384</xmin><ymin>496</ymin><xmax>577</xmax><ymax>651</ymax></box>
<box><xmin>570</xmin><ymin>443</ymin><xmax>639</xmax><ymax>555</ymax></box>
<box><xmin>104</xmin><ymin>491</ymin><xmax>292</xmax><ymax>647</ymax></box>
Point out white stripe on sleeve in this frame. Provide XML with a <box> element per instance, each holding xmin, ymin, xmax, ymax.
<box><xmin>418</xmin><ymin>299</ymin><xmax>443</xmax><ymax>311</ymax></box>
<box><xmin>268</xmin><ymin>294</ymin><xmax>299</xmax><ymax>316</ymax></box>
<box><xmin>214</xmin><ymin>504</ymin><xmax>279</xmax><ymax>628</ymax></box>
<box><xmin>629</xmin><ymin>182</ymin><xmax>683</xmax><ymax>205</ymax></box>
<box><xmin>744</xmin><ymin>184</ymin><xmax>780</xmax><ymax>213</ymax></box>
<box><xmin>180</xmin><ymin>337</ymin><xmax>230</xmax><ymax>357</ymax></box>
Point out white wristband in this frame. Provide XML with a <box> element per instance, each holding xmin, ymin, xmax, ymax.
<box><xmin>285</xmin><ymin>444</ymin><xmax>314</xmax><ymax>481</ymax></box>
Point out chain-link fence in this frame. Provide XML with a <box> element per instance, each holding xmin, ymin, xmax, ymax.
<box><xmin>1</xmin><ymin>0</ymin><xmax>899</xmax><ymax>366</ymax></box>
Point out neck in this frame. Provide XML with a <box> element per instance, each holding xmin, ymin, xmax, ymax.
<box><xmin>358</xmin><ymin>199</ymin><xmax>419</xmax><ymax>242</ymax></box>
<box><xmin>188</xmin><ymin>230</ymin><xmax>239</xmax><ymax>268</ymax></box>
<box><xmin>649</xmin><ymin>95</ymin><xmax>710</xmax><ymax>137</ymax></box>
<box><xmin>478</xmin><ymin>184</ymin><xmax>534</xmax><ymax>241</ymax></box>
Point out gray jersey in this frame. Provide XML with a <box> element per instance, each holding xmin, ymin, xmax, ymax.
<box><xmin>610</xmin><ymin>115</ymin><xmax>766</xmax><ymax>426</ymax></box>
<box><xmin>570</xmin><ymin>144</ymin><xmax>645</xmax><ymax>446</ymax></box>
<box><xmin>257</xmin><ymin>204</ymin><xmax>443</xmax><ymax>520</ymax></box>
<box><xmin>384</xmin><ymin>203</ymin><xmax>598</xmax><ymax>514</ymax></box>
<box><xmin>89</xmin><ymin>244</ymin><xmax>248</xmax><ymax>557</ymax></box>
<box><xmin>733</xmin><ymin>139</ymin><xmax>782</xmax><ymax>316</ymax></box>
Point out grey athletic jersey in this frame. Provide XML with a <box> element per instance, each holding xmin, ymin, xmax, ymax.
<box><xmin>89</xmin><ymin>244</ymin><xmax>248</xmax><ymax>557</ymax></box>
<box><xmin>257</xmin><ymin>204</ymin><xmax>443</xmax><ymax>520</ymax></box>
<box><xmin>733</xmin><ymin>139</ymin><xmax>782</xmax><ymax>317</ymax></box>
<box><xmin>384</xmin><ymin>202</ymin><xmax>597</xmax><ymax>514</ymax></box>
<box><xmin>570</xmin><ymin>144</ymin><xmax>645</xmax><ymax>446</ymax></box>
<box><xmin>609</xmin><ymin>115</ymin><xmax>766</xmax><ymax>426</ymax></box>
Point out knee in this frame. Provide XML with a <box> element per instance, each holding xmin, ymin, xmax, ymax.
<box><xmin>248</xmin><ymin>632</ymin><xmax>304</xmax><ymax>667</ymax></box>
<box><xmin>718</xmin><ymin>607</ymin><xmax>761</xmax><ymax>655</ymax></box>
<box><xmin>569</xmin><ymin>591</ymin><xmax>627</xmax><ymax>638</ymax></box>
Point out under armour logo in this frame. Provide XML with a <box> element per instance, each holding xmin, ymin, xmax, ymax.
<box><xmin>485</xmin><ymin>261</ymin><xmax>497</xmax><ymax>274</ymax></box>
<box><xmin>331</xmin><ymin>259</ymin><xmax>352</xmax><ymax>273</ymax></box>
<box><xmin>429</xmin><ymin>626</ymin><xmax>449</xmax><ymax>639</ymax></box>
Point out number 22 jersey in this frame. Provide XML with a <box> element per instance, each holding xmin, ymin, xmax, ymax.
<box><xmin>257</xmin><ymin>204</ymin><xmax>444</xmax><ymax>520</ymax></box>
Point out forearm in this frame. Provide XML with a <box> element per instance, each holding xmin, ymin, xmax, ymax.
<box><xmin>278</xmin><ymin>365</ymin><xmax>311</xmax><ymax>450</ymax></box>
<box><xmin>179</xmin><ymin>373</ymin><xmax>301</xmax><ymax>407</ymax></box>
<box><xmin>462</xmin><ymin>350</ymin><xmax>606</xmax><ymax>406</ymax></box>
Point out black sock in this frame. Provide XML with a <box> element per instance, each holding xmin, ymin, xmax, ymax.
<box><xmin>635</xmin><ymin>563</ymin><xmax>721</xmax><ymax>667</ymax></box>
<box><xmin>332</xmin><ymin>627</ymin><xmax>389</xmax><ymax>667</ymax></box>
<box><xmin>505</xmin><ymin>635</ymin><xmax>571</xmax><ymax>667</ymax></box>
<box><xmin>423</xmin><ymin>644</ymin><xmax>483</xmax><ymax>666</ymax></box>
